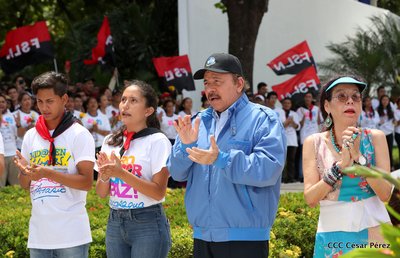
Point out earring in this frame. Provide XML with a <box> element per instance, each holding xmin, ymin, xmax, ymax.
<box><xmin>324</xmin><ymin>114</ymin><xmax>332</xmax><ymax>128</ymax></box>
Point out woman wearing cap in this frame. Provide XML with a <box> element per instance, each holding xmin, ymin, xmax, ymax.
<box><xmin>303</xmin><ymin>75</ymin><xmax>392</xmax><ymax>257</ymax></box>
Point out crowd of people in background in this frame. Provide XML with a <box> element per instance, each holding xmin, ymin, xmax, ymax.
<box><xmin>0</xmin><ymin>73</ymin><xmax>399</xmax><ymax>188</ymax></box>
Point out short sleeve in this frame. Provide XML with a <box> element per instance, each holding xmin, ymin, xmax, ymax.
<box><xmin>150</xmin><ymin>134</ymin><xmax>172</xmax><ymax>175</ymax></box>
<box><xmin>72</xmin><ymin>127</ymin><xmax>96</xmax><ymax>164</ymax></box>
<box><xmin>21</xmin><ymin>129</ymin><xmax>34</xmax><ymax>161</ymax></box>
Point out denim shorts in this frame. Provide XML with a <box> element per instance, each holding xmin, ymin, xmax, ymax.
<box><xmin>30</xmin><ymin>243</ymin><xmax>89</xmax><ymax>258</ymax></box>
<box><xmin>106</xmin><ymin>203</ymin><xmax>171</xmax><ymax>258</ymax></box>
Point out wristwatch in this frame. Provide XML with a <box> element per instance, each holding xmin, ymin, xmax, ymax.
<box><xmin>356</xmin><ymin>155</ymin><xmax>367</xmax><ymax>166</ymax></box>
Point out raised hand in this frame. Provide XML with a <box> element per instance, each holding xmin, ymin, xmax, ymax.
<box><xmin>173</xmin><ymin>115</ymin><xmax>200</xmax><ymax>144</ymax></box>
<box><xmin>186</xmin><ymin>135</ymin><xmax>219</xmax><ymax>165</ymax></box>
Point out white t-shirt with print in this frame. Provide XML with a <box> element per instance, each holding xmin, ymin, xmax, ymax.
<box><xmin>1</xmin><ymin>111</ymin><xmax>18</xmax><ymax>157</ymax></box>
<box><xmin>21</xmin><ymin>123</ymin><xmax>95</xmax><ymax>249</ymax></box>
<box><xmin>160</xmin><ymin>114</ymin><xmax>179</xmax><ymax>140</ymax></box>
<box><xmin>81</xmin><ymin>112</ymin><xmax>111</xmax><ymax>148</ymax></box>
<box><xmin>100</xmin><ymin>132</ymin><xmax>171</xmax><ymax>210</ymax></box>
<box><xmin>13</xmin><ymin>109</ymin><xmax>39</xmax><ymax>149</ymax></box>
<box><xmin>296</xmin><ymin>106</ymin><xmax>322</xmax><ymax>144</ymax></box>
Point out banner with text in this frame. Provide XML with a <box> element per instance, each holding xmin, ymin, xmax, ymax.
<box><xmin>0</xmin><ymin>21</ymin><xmax>54</xmax><ymax>74</ymax></box>
<box><xmin>267</xmin><ymin>40</ymin><xmax>315</xmax><ymax>75</ymax></box>
<box><xmin>152</xmin><ymin>55</ymin><xmax>195</xmax><ymax>93</ymax></box>
<box><xmin>271</xmin><ymin>66</ymin><xmax>320</xmax><ymax>105</ymax></box>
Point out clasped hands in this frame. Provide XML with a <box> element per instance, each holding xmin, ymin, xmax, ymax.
<box><xmin>337</xmin><ymin>126</ymin><xmax>362</xmax><ymax>169</ymax></box>
<box><xmin>96</xmin><ymin>151</ymin><xmax>124</xmax><ymax>181</ymax></box>
<box><xmin>174</xmin><ymin>115</ymin><xmax>219</xmax><ymax>165</ymax></box>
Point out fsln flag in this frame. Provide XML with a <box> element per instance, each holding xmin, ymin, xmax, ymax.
<box><xmin>84</xmin><ymin>16</ymin><xmax>115</xmax><ymax>67</ymax></box>
<box><xmin>267</xmin><ymin>41</ymin><xmax>315</xmax><ymax>75</ymax></box>
<box><xmin>152</xmin><ymin>55</ymin><xmax>195</xmax><ymax>93</ymax></box>
<box><xmin>271</xmin><ymin>66</ymin><xmax>320</xmax><ymax>106</ymax></box>
<box><xmin>0</xmin><ymin>21</ymin><xmax>54</xmax><ymax>74</ymax></box>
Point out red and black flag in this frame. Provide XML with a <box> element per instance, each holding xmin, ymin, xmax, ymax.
<box><xmin>152</xmin><ymin>55</ymin><xmax>195</xmax><ymax>93</ymax></box>
<box><xmin>271</xmin><ymin>66</ymin><xmax>320</xmax><ymax>106</ymax></box>
<box><xmin>84</xmin><ymin>16</ymin><xmax>115</xmax><ymax>67</ymax></box>
<box><xmin>267</xmin><ymin>41</ymin><xmax>315</xmax><ymax>75</ymax></box>
<box><xmin>0</xmin><ymin>21</ymin><xmax>54</xmax><ymax>74</ymax></box>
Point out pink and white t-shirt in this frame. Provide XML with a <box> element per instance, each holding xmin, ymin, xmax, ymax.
<box><xmin>81</xmin><ymin>111</ymin><xmax>111</xmax><ymax>148</ymax></box>
<box><xmin>160</xmin><ymin>114</ymin><xmax>179</xmax><ymax>140</ymax></box>
<box><xmin>100</xmin><ymin>132</ymin><xmax>171</xmax><ymax>209</ymax></box>
<box><xmin>13</xmin><ymin>109</ymin><xmax>39</xmax><ymax>149</ymax></box>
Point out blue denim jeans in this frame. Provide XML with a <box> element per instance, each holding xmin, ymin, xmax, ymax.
<box><xmin>30</xmin><ymin>243</ymin><xmax>89</xmax><ymax>258</ymax></box>
<box><xmin>106</xmin><ymin>203</ymin><xmax>171</xmax><ymax>258</ymax></box>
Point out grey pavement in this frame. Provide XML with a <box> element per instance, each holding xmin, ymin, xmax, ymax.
<box><xmin>280</xmin><ymin>182</ymin><xmax>303</xmax><ymax>194</ymax></box>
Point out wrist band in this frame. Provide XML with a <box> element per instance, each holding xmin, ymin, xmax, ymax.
<box><xmin>99</xmin><ymin>177</ymin><xmax>110</xmax><ymax>183</ymax></box>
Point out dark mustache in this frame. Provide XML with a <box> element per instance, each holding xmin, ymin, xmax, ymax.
<box><xmin>207</xmin><ymin>93</ymin><xmax>220</xmax><ymax>100</ymax></box>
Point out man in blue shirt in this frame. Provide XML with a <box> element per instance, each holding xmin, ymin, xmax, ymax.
<box><xmin>167</xmin><ymin>53</ymin><xmax>287</xmax><ymax>258</ymax></box>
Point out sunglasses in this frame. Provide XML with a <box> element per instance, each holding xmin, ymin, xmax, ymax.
<box><xmin>332</xmin><ymin>92</ymin><xmax>362</xmax><ymax>103</ymax></box>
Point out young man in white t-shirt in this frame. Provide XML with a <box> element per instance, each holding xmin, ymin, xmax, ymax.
<box><xmin>14</xmin><ymin>71</ymin><xmax>95</xmax><ymax>258</ymax></box>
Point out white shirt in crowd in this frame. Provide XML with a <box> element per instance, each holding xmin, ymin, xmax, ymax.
<box><xmin>372</xmin><ymin>98</ymin><xmax>396</xmax><ymax>111</ymax></box>
<box><xmin>394</xmin><ymin>109</ymin><xmax>400</xmax><ymax>134</ymax></box>
<box><xmin>13</xmin><ymin>109</ymin><xmax>39</xmax><ymax>149</ymax></box>
<box><xmin>21</xmin><ymin>123</ymin><xmax>95</xmax><ymax>249</ymax></box>
<box><xmin>105</xmin><ymin>105</ymin><xmax>123</xmax><ymax>132</ymax></box>
<box><xmin>278</xmin><ymin>109</ymin><xmax>300</xmax><ymax>147</ymax></box>
<box><xmin>1</xmin><ymin>110</ymin><xmax>18</xmax><ymax>157</ymax></box>
<box><xmin>296</xmin><ymin>105</ymin><xmax>322</xmax><ymax>144</ymax></box>
<box><xmin>377</xmin><ymin>110</ymin><xmax>394</xmax><ymax>136</ymax></box>
<box><xmin>160</xmin><ymin>113</ymin><xmax>179</xmax><ymax>140</ymax></box>
<box><xmin>72</xmin><ymin>110</ymin><xmax>83</xmax><ymax>119</ymax></box>
<box><xmin>99</xmin><ymin>133</ymin><xmax>171</xmax><ymax>210</ymax></box>
<box><xmin>81</xmin><ymin>111</ymin><xmax>112</xmax><ymax>148</ymax></box>
<box><xmin>359</xmin><ymin>110</ymin><xmax>380</xmax><ymax>129</ymax></box>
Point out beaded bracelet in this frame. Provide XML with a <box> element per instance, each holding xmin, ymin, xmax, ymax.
<box><xmin>322</xmin><ymin>162</ymin><xmax>343</xmax><ymax>187</ymax></box>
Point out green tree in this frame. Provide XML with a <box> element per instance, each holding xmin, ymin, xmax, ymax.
<box><xmin>217</xmin><ymin>0</ymin><xmax>269</xmax><ymax>89</ymax></box>
<box><xmin>318</xmin><ymin>14</ymin><xmax>400</xmax><ymax>95</ymax></box>
<box><xmin>0</xmin><ymin>0</ymin><xmax>178</xmax><ymax>90</ymax></box>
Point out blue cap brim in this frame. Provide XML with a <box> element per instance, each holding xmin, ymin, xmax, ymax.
<box><xmin>325</xmin><ymin>77</ymin><xmax>367</xmax><ymax>92</ymax></box>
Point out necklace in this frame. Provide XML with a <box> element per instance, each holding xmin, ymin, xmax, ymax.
<box><xmin>330</xmin><ymin>127</ymin><xmax>341</xmax><ymax>153</ymax></box>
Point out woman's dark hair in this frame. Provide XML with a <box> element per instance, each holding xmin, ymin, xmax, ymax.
<box><xmin>180</xmin><ymin>97</ymin><xmax>192</xmax><ymax>111</ymax></box>
<box><xmin>107</xmin><ymin>80</ymin><xmax>160</xmax><ymax>147</ymax></box>
<box><xmin>163</xmin><ymin>99</ymin><xmax>175</xmax><ymax>109</ymax></box>
<box><xmin>319</xmin><ymin>74</ymin><xmax>365</xmax><ymax>131</ymax></box>
<box><xmin>377</xmin><ymin>95</ymin><xmax>394</xmax><ymax>119</ymax></box>
<box><xmin>31</xmin><ymin>71</ymin><xmax>68</xmax><ymax>96</ymax></box>
<box><xmin>18</xmin><ymin>91</ymin><xmax>32</xmax><ymax>104</ymax></box>
<box><xmin>362</xmin><ymin>96</ymin><xmax>374</xmax><ymax>116</ymax></box>
<box><xmin>84</xmin><ymin>96</ymin><xmax>98</xmax><ymax>111</ymax></box>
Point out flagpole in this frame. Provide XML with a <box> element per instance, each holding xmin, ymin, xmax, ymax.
<box><xmin>53</xmin><ymin>58</ymin><xmax>58</xmax><ymax>73</ymax></box>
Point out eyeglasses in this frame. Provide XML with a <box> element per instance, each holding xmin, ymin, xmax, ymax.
<box><xmin>332</xmin><ymin>92</ymin><xmax>362</xmax><ymax>103</ymax></box>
